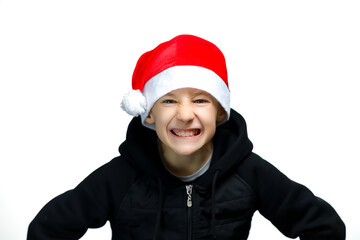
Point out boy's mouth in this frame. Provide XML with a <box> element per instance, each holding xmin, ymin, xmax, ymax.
<box><xmin>171</xmin><ymin>128</ymin><xmax>201</xmax><ymax>137</ymax></box>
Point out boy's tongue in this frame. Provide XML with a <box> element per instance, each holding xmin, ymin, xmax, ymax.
<box><xmin>171</xmin><ymin>129</ymin><xmax>200</xmax><ymax>137</ymax></box>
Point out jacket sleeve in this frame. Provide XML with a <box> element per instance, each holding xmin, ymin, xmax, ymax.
<box><xmin>238</xmin><ymin>153</ymin><xmax>346</xmax><ymax>240</ymax></box>
<box><xmin>27</xmin><ymin>156</ymin><xmax>137</xmax><ymax>240</ymax></box>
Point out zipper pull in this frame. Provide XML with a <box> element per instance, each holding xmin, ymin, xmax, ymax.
<box><xmin>186</xmin><ymin>184</ymin><xmax>193</xmax><ymax>207</ymax></box>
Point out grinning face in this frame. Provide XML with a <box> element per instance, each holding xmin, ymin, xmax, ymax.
<box><xmin>145</xmin><ymin>88</ymin><xmax>226</xmax><ymax>160</ymax></box>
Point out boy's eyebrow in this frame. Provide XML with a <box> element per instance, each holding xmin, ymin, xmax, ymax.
<box><xmin>164</xmin><ymin>92</ymin><xmax>176</xmax><ymax>97</ymax></box>
<box><xmin>191</xmin><ymin>91</ymin><xmax>212</xmax><ymax>97</ymax></box>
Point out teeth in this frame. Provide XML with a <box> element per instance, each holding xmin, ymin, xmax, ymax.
<box><xmin>172</xmin><ymin>129</ymin><xmax>200</xmax><ymax>137</ymax></box>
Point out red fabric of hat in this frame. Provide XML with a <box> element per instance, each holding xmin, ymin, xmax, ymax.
<box><xmin>132</xmin><ymin>34</ymin><xmax>228</xmax><ymax>91</ymax></box>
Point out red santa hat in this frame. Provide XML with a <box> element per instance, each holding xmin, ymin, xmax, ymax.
<box><xmin>121</xmin><ymin>34</ymin><xmax>230</xmax><ymax>129</ymax></box>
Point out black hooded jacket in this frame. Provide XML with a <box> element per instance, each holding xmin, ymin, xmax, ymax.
<box><xmin>27</xmin><ymin>109</ymin><xmax>345</xmax><ymax>239</ymax></box>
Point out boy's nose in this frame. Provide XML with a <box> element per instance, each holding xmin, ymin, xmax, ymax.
<box><xmin>176</xmin><ymin>104</ymin><xmax>195</xmax><ymax>122</ymax></box>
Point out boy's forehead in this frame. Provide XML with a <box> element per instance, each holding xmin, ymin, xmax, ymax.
<box><xmin>162</xmin><ymin>88</ymin><xmax>213</xmax><ymax>97</ymax></box>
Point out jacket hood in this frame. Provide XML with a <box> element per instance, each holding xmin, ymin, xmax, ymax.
<box><xmin>118</xmin><ymin>109</ymin><xmax>253</xmax><ymax>188</ymax></box>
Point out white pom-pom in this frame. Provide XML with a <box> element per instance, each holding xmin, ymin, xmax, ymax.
<box><xmin>121</xmin><ymin>90</ymin><xmax>147</xmax><ymax>116</ymax></box>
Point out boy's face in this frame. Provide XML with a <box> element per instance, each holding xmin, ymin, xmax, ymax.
<box><xmin>145</xmin><ymin>88</ymin><xmax>226</xmax><ymax>157</ymax></box>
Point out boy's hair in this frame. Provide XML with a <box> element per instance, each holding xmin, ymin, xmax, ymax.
<box><xmin>121</xmin><ymin>34</ymin><xmax>231</xmax><ymax>130</ymax></box>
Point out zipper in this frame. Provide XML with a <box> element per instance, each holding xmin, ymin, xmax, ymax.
<box><xmin>186</xmin><ymin>184</ymin><xmax>193</xmax><ymax>207</ymax></box>
<box><xmin>186</xmin><ymin>184</ymin><xmax>193</xmax><ymax>240</ymax></box>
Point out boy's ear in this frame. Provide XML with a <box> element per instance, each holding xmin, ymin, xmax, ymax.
<box><xmin>145</xmin><ymin>112</ymin><xmax>155</xmax><ymax>125</ymax></box>
<box><xmin>216</xmin><ymin>106</ymin><xmax>227</xmax><ymax>122</ymax></box>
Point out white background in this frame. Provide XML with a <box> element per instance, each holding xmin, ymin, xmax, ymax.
<box><xmin>1</xmin><ymin>0</ymin><xmax>359</xmax><ymax>239</ymax></box>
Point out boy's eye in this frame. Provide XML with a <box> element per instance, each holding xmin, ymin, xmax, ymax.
<box><xmin>163</xmin><ymin>99</ymin><xmax>176</xmax><ymax>104</ymax></box>
<box><xmin>193</xmin><ymin>99</ymin><xmax>208</xmax><ymax>104</ymax></box>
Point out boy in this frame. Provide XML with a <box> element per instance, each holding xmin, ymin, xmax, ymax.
<box><xmin>28</xmin><ymin>34</ymin><xmax>345</xmax><ymax>239</ymax></box>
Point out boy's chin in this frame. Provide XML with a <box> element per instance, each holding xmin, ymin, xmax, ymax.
<box><xmin>169</xmin><ymin>144</ymin><xmax>209</xmax><ymax>157</ymax></box>
<box><xmin>172</xmin><ymin>149</ymin><xmax>199</xmax><ymax>157</ymax></box>
<box><xmin>160</xmin><ymin>140</ymin><xmax>213</xmax><ymax>160</ymax></box>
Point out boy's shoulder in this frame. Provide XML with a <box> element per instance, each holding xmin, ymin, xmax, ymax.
<box><xmin>82</xmin><ymin>156</ymin><xmax>140</xmax><ymax>188</ymax></box>
<box><xmin>238</xmin><ymin>152</ymin><xmax>277</xmax><ymax>173</ymax></box>
<box><xmin>235</xmin><ymin>153</ymin><xmax>292</xmax><ymax>191</ymax></box>
<box><xmin>239</xmin><ymin>153</ymin><xmax>279</xmax><ymax>173</ymax></box>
